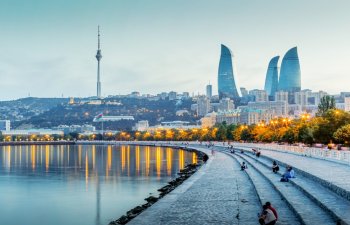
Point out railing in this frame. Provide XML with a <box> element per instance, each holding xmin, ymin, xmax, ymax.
<box><xmin>232</xmin><ymin>142</ymin><xmax>350</xmax><ymax>165</ymax></box>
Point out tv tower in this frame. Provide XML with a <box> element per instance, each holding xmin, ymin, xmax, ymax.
<box><xmin>96</xmin><ymin>26</ymin><xmax>102</xmax><ymax>99</ymax></box>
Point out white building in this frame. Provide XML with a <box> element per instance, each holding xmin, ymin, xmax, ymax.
<box><xmin>218</xmin><ymin>98</ymin><xmax>235</xmax><ymax>112</ymax></box>
<box><xmin>216</xmin><ymin>110</ymin><xmax>240</xmax><ymax>125</ymax></box>
<box><xmin>133</xmin><ymin>120</ymin><xmax>149</xmax><ymax>132</ymax></box>
<box><xmin>197</xmin><ymin>96</ymin><xmax>211</xmax><ymax>116</ymax></box>
<box><xmin>0</xmin><ymin>120</ymin><xmax>10</xmax><ymax>131</ymax></box>
<box><xmin>2</xmin><ymin>129</ymin><xmax>64</xmax><ymax>136</ymax></box>
<box><xmin>275</xmin><ymin>91</ymin><xmax>289</xmax><ymax>103</ymax></box>
<box><xmin>308</xmin><ymin>91</ymin><xmax>328</xmax><ymax>106</ymax></box>
<box><xmin>249</xmin><ymin>89</ymin><xmax>268</xmax><ymax>102</ymax></box>
<box><xmin>239</xmin><ymin>108</ymin><xmax>273</xmax><ymax>125</ymax></box>
<box><xmin>200</xmin><ymin>112</ymin><xmax>217</xmax><ymax>128</ymax></box>
<box><xmin>345</xmin><ymin>97</ymin><xmax>350</xmax><ymax>112</ymax></box>
<box><xmin>246</xmin><ymin>101</ymin><xmax>288</xmax><ymax>117</ymax></box>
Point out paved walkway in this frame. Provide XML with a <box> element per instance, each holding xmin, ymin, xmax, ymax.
<box><xmin>128</xmin><ymin>148</ymin><xmax>261</xmax><ymax>225</ymax></box>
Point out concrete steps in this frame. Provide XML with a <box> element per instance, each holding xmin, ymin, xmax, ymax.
<box><xmin>227</xmin><ymin>152</ymin><xmax>302</xmax><ymax>225</ymax></box>
<box><xmin>233</xmin><ymin>151</ymin><xmax>337</xmax><ymax>225</ymax></box>
<box><xmin>237</xmin><ymin>150</ymin><xmax>350</xmax><ymax>225</ymax></box>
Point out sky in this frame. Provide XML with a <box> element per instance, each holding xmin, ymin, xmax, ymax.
<box><xmin>0</xmin><ymin>0</ymin><xmax>350</xmax><ymax>100</ymax></box>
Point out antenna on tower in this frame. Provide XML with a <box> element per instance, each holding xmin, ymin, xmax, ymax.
<box><xmin>98</xmin><ymin>25</ymin><xmax>101</xmax><ymax>50</ymax></box>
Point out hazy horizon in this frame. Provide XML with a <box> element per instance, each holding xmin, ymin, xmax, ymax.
<box><xmin>1</xmin><ymin>0</ymin><xmax>350</xmax><ymax>100</ymax></box>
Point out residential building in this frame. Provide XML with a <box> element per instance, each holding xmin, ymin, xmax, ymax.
<box><xmin>197</xmin><ymin>96</ymin><xmax>211</xmax><ymax>116</ymax></box>
<box><xmin>218</xmin><ymin>98</ymin><xmax>235</xmax><ymax>111</ymax></box>
<box><xmin>249</xmin><ymin>89</ymin><xmax>268</xmax><ymax>102</ymax></box>
<box><xmin>0</xmin><ymin>120</ymin><xmax>10</xmax><ymax>131</ymax></box>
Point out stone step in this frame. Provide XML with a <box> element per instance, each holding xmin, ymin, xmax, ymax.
<box><xmin>237</xmin><ymin>150</ymin><xmax>350</xmax><ymax>225</ymax></box>
<box><xmin>228</xmin><ymin>152</ymin><xmax>302</xmax><ymax>225</ymax></box>
<box><xmin>236</xmin><ymin>146</ymin><xmax>350</xmax><ymax>203</ymax></box>
<box><xmin>233</xmin><ymin>151</ymin><xmax>336</xmax><ymax>225</ymax></box>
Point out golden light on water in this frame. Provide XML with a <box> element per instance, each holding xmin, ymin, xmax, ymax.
<box><xmin>0</xmin><ymin>145</ymin><xmax>194</xmax><ymax>180</ymax></box>
<box><xmin>85</xmin><ymin>152</ymin><xmax>89</xmax><ymax>188</ymax></box>
<box><xmin>156</xmin><ymin>147</ymin><xmax>161</xmax><ymax>177</ymax></box>
<box><xmin>135</xmin><ymin>146</ymin><xmax>140</xmax><ymax>173</ymax></box>
<box><xmin>179</xmin><ymin>149</ymin><xmax>184</xmax><ymax>169</ymax></box>
<box><xmin>166</xmin><ymin>148</ymin><xmax>172</xmax><ymax>176</ymax></box>
<box><xmin>192</xmin><ymin>152</ymin><xmax>197</xmax><ymax>164</ymax></box>
<box><xmin>92</xmin><ymin>145</ymin><xmax>96</xmax><ymax>169</ymax></box>
<box><xmin>145</xmin><ymin>146</ymin><xmax>150</xmax><ymax>176</ymax></box>
<box><xmin>121</xmin><ymin>146</ymin><xmax>126</xmax><ymax>172</ymax></box>
<box><xmin>31</xmin><ymin>145</ymin><xmax>36</xmax><ymax>171</ymax></box>
<box><xmin>45</xmin><ymin>145</ymin><xmax>50</xmax><ymax>171</ymax></box>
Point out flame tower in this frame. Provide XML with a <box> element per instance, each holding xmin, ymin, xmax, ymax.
<box><xmin>96</xmin><ymin>26</ymin><xmax>102</xmax><ymax>98</ymax></box>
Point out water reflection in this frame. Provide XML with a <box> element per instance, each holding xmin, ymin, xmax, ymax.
<box><xmin>0</xmin><ymin>145</ymin><xmax>196</xmax><ymax>225</ymax></box>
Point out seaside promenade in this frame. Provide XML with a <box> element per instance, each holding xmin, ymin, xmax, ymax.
<box><xmin>121</xmin><ymin>142</ymin><xmax>350</xmax><ymax>225</ymax></box>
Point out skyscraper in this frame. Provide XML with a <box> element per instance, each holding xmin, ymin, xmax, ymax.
<box><xmin>278</xmin><ymin>47</ymin><xmax>301</xmax><ymax>93</ymax></box>
<box><xmin>218</xmin><ymin>44</ymin><xmax>240</xmax><ymax>100</ymax></box>
<box><xmin>96</xmin><ymin>26</ymin><xmax>102</xmax><ymax>99</ymax></box>
<box><xmin>264</xmin><ymin>56</ymin><xmax>279</xmax><ymax>99</ymax></box>
<box><xmin>206</xmin><ymin>83</ymin><xmax>212</xmax><ymax>98</ymax></box>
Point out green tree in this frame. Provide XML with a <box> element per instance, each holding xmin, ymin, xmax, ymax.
<box><xmin>317</xmin><ymin>95</ymin><xmax>335</xmax><ymax>116</ymax></box>
<box><xmin>240</xmin><ymin>128</ymin><xmax>253</xmax><ymax>142</ymax></box>
<box><xmin>226</xmin><ymin>124</ymin><xmax>237</xmax><ymax>140</ymax></box>
<box><xmin>216</xmin><ymin>123</ymin><xmax>228</xmax><ymax>141</ymax></box>
<box><xmin>334</xmin><ymin>124</ymin><xmax>350</xmax><ymax>145</ymax></box>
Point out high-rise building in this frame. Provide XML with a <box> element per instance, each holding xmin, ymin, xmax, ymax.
<box><xmin>197</xmin><ymin>96</ymin><xmax>211</xmax><ymax>116</ymax></box>
<box><xmin>95</xmin><ymin>26</ymin><xmax>102</xmax><ymax>99</ymax></box>
<box><xmin>206</xmin><ymin>84</ymin><xmax>212</xmax><ymax>98</ymax></box>
<box><xmin>218</xmin><ymin>44</ymin><xmax>240</xmax><ymax>100</ymax></box>
<box><xmin>264</xmin><ymin>56</ymin><xmax>279</xmax><ymax>99</ymax></box>
<box><xmin>278</xmin><ymin>47</ymin><xmax>301</xmax><ymax>95</ymax></box>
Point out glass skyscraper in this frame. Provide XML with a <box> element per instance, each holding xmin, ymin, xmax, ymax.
<box><xmin>264</xmin><ymin>56</ymin><xmax>279</xmax><ymax>98</ymax></box>
<box><xmin>218</xmin><ymin>44</ymin><xmax>240</xmax><ymax>100</ymax></box>
<box><xmin>278</xmin><ymin>47</ymin><xmax>301</xmax><ymax>92</ymax></box>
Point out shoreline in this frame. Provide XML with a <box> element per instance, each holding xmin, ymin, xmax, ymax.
<box><xmin>0</xmin><ymin>141</ymin><xmax>76</xmax><ymax>146</ymax></box>
<box><xmin>108</xmin><ymin>145</ymin><xmax>208</xmax><ymax>225</ymax></box>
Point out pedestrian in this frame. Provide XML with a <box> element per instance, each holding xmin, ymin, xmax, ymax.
<box><xmin>272</xmin><ymin>161</ymin><xmax>279</xmax><ymax>173</ymax></box>
<box><xmin>256</xmin><ymin>151</ymin><xmax>261</xmax><ymax>157</ymax></box>
<box><xmin>240</xmin><ymin>162</ymin><xmax>248</xmax><ymax>170</ymax></box>
<box><xmin>258</xmin><ymin>204</ymin><xmax>277</xmax><ymax>225</ymax></box>
<box><xmin>265</xmin><ymin>202</ymin><xmax>278</xmax><ymax>221</ymax></box>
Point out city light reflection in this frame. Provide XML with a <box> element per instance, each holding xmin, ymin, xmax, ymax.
<box><xmin>0</xmin><ymin>145</ymin><xmax>196</xmax><ymax>180</ymax></box>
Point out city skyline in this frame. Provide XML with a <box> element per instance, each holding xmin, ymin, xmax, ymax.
<box><xmin>1</xmin><ymin>0</ymin><xmax>350</xmax><ymax>100</ymax></box>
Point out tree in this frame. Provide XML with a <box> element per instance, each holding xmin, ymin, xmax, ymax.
<box><xmin>334</xmin><ymin>124</ymin><xmax>350</xmax><ymax>145</ymax></box>
<box><xmin>240</xmin><ymin>128</ymin><xmax>253</xmax><ymax>142</ymax></box>
<box><xmin>226</xmin><ymin>124</ymin><xmax>237</xmax><ymax>140</ymax></box>
<box><xmin>317</xmin><ymin>95</ymin><xmax>335</xmax><ymax>116</ymax></box>
<box><xmin>216</xmin><ymin>123</ymin><xmax>227</xmax><ymax>141</ymax></box>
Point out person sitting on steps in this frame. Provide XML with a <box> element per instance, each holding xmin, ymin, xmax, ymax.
<box><xmin>280</xmin><ymin>165</ymin><xmax>295</xmax><ymax>182</ymax></box>
<box><xmin>259</xmin><ymin>204</ymin><xmax>277</xmax><ymax>225</ymax></box>
<box><xmin>240</xmin><ymin>162</ymin><xmax>248</xmax><ymax>170</ymax></box>
<box><xmin>272</xmin><ymin>161</ymin><xmax>279</xmax><ymax>173</ymax></box>
<box><xmin>265</xmin><ymin>202</ymin><xmax>278</xmax><ymax>222</ymax></box>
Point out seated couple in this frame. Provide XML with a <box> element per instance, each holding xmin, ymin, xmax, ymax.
<box><xmin>280</xmin><ymin>165</ymin><xmax>295</xmax><ymax>182</ymax></box>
